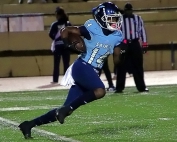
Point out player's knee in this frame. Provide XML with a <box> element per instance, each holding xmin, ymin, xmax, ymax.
<box><xmin>94</xmin><ymin>88</ymin><xmax>106</xmax><ymax>99</ymax></box>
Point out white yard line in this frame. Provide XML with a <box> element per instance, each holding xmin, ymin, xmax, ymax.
<box><xmin>0</xmin><ymin>117</ymin><xmax>81</xmax><ymax>142</ymax></box>
<box><xmin>0</xmin><ymin>96</ymin><xmax>65</xmax><ymax>102</ymax></box>
<box><xmin>0</xmin><ymin>105</ymin><xmax>59</xmax><ymax>112</ymax></box>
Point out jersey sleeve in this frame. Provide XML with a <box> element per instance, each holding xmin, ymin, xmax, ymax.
<box><xmin>84</xmin><ymin>19</ymin><xmax>93</xmax><ymax>28</ymax></box>
<box><xmin>83</xmin><ymin>19</ymin><xmax>96</xmax><ymax>33</ymax></box>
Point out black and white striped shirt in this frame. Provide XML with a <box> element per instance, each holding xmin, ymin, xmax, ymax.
<box><xmin>121</xmin><ymin>14</ymin><xmax>147</xmax><ymax>42</ymax></box>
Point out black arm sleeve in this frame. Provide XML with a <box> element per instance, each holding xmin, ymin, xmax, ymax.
<box><xmin>79</xmin><ymin>25</ymin><xmax>91</xmax><ymax>40</ymax></box>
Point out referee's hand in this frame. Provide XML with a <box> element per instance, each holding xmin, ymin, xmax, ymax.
<box><xmin>142</xmin><ymin>42</ymin><xmax>148</xmax><ymax>54</ymax></box>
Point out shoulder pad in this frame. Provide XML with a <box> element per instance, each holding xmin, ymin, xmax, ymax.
<box><xmin>84</xmin><ymin>19</ymin><xmax>95</xmax><ymax>28</ymax></box>
<box><xmin>84</xmin><ymin>19</ymin><xmax>100</xmax><ymax>33</ymax></box>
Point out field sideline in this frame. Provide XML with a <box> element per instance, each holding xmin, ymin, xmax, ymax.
<box><xmin>0</xmin><ymin>70</ymin><xmax>177</xmax><ymax>142</ymax></box>
<box><xmin>0</xmin><ymin>70</ymin><xmax>177</xmax><ymax>92</ymax></box>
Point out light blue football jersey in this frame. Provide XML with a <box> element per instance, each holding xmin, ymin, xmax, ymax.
<box><xmin>80</xmin><ymin>19</ymin><xmax>123</xmax><ymax>69</ymax></box>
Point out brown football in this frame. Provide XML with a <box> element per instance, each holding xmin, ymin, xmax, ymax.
<box><xmin>68</xmin><ymin>33</ymin><xmax>86</xmax><ymax>53</ymax></box>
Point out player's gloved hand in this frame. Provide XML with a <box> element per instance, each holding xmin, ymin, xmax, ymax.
<box><xmin>62</xmin><ymin>38</ymin><xmax>79</xmax><ymax>49</ymax></box>
<box><xmin>142</xmin><ymin>42</ymin><xmax>148</xmax><ymax>54</ymax></box>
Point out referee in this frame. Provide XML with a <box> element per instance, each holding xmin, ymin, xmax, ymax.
<box><xmin>115</xmin><ymin>3</ymin><xmax>149</xmax><ymax>93</ymax></box>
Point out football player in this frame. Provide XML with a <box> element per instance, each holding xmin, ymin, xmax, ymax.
<box><xmin>18</xmin><ymin>2</ymin><xmax>123</xmax><ymax>139</ymax></box>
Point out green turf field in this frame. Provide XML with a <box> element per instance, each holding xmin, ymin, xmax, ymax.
<box><xmin>0</xmin><ymin>85</ymin><xmax>177</xmax><ymax>142</ymax></box>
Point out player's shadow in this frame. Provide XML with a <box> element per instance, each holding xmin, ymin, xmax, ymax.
<box><xmin>37</xmin><ymin>83</ymin><xmax>61</xmax><ymax>89</ymax></box>
<box><xmin>64</xmin><ymin>124</ymin><xmax>150</xmax><ymax>137</ymax></box>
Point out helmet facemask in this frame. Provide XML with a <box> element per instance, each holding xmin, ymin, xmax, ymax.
<box><xmin>101</xmin><ymin>8</ymin><xmax>123</xmax><ymax>31</ymax></box>
<box><xmin>93</xmin><ymin>2</ymin><xmax>123</xmax><ymax>31</ymax></box>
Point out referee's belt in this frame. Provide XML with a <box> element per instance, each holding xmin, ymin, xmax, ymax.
<box><xmin>123</xmin><ymin>39</ymin><xmax>139</xmax><ymax>44</ymax></box>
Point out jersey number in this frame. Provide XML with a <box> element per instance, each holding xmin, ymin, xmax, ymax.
<box><xmin>88</xmin><ymin>48</ymin><xmax>109</xmax><ymax>67</ymax></box>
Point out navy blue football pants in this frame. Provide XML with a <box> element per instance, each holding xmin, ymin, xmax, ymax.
<box><xmin>72</xmin><ymin>58</ymin><xmax>105</xmax><ymax>90</ymax></box>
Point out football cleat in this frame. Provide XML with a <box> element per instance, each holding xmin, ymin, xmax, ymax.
<box><xmin>106</xmin><ymin>86</ymin><xmax>116</xmax><ymax>92</ymax></box>
<box><xmin>139</xmin><ymin>88</ymin><xmax>149</xmax><ymax>93</ymax></box>
<box><xmin>18</xmin><ymin>121</ymin><xmax>33</xmax><ymax>139</ymax></box>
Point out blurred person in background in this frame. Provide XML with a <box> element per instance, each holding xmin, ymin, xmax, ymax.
<box><xmin>115</xmin><ymin>3</ymin><xmax>148</xmax><ymax>93</ymax></box>
<box><xmin>50</xmin><ymin>7</ymin><xmax>71</xmax><ymax>84</ymax></box>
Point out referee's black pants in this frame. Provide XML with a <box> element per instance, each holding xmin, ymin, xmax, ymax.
<box><xmin>99</xmin><ymin>58</ymin><xmax>114</xmax><ymax>88</ymax></box>
<box><xmin>116</xmin><ymin>40</ymin><xmax>147</xmax><ymax>92</ymax></box>
<box><xmin>53</xmin><ymin>44</ymin><xmax>70</xmax><ymax>83</ymax></box>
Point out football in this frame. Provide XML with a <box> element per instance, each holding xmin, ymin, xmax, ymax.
<box><xmin>68</xmin><ymin>33</ymin><xmax>86</xmax><ymax>53</ymax></box>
